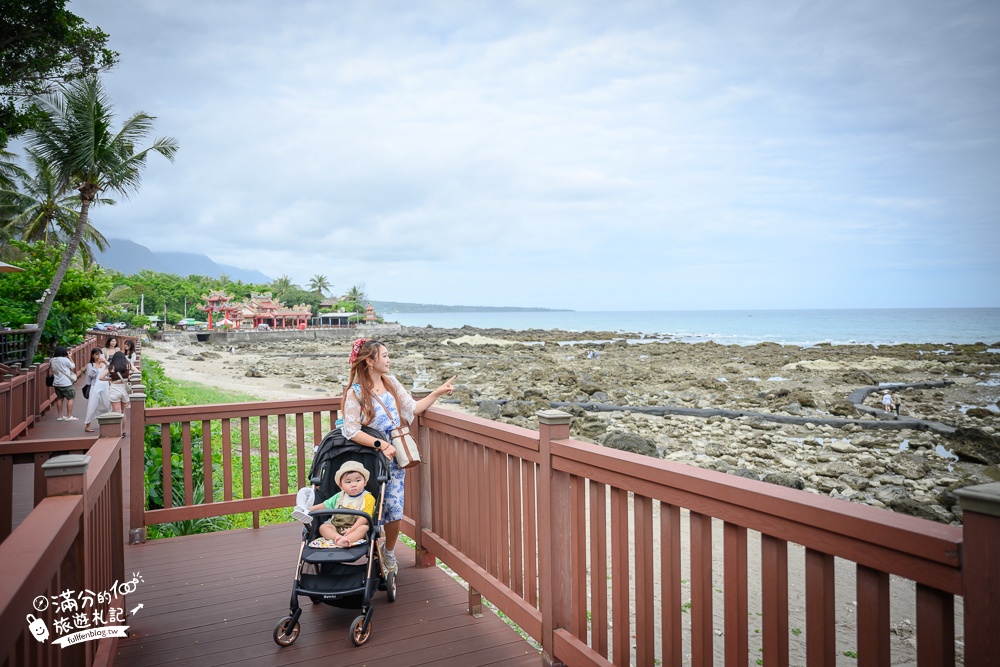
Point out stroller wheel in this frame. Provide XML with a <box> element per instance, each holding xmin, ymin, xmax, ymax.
<box><xmin>350</xmin><ymin>614</ymin><xmax>372</xmax><ymax>646</ymax></box>
<box><xmin>273</xmin><ymin>616</ymin><xmax>300</xmax><ymax>646</ymax></box>
<box><xmin>386</xmin><ymin>571</ymin><xmax>397</xmax><ymax>602</ymax></box>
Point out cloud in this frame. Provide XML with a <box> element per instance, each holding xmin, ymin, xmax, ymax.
<box><xmin>36</xmin><ymin>0</ymin><xmax>998</xmax><ymax>309</ymax></box>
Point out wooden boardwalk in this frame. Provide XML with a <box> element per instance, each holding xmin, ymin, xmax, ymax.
<box><xmin>10</xmin><ymin>402</ymin><xmax>540</xmax><ymax>667</ymax></box>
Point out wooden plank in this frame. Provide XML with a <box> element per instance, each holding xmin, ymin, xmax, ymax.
<box><xmin>761</xmin><ymin>535</ymin><xmax>789</xmax><ymax>667</ymax></box>
<box><xmin>260</xmin><ymin>415</ymin><xmax>270</xmax><ymax>496</ymax></box>
<box><xmin>805</xmin><ymin>548</ymin><xmax>835</xmax><ymax>667</ymax></box>
<box><xmin>660</xmin><ymin>502</ymin><xmax>682</xmax><ymax>667</ymax></box>
<box><xmin>724</xmin><ymin>521</ymin><xmax>748</xmax><ymax>667</ymax></box>
<box><xmin>690</xmin><ymin>511</ymin><xmax>713</xmax><ymax>667</ymax></box>
<box><xmin>570</xmin><ymin>475</ymin><xmax>587</xmax><ymax>638</ymax></box>
<box><xmin>182</xmin><ymin>420</ymin><xmax>193</xmax><ymax>505</ymax></box>
<box><xmin>222</xmin><ymin>418</ymin><xmax>233</xmax><ymax>501</ymax></box>
<box><xmin>115</xmin><ymin>523</ymin><xmax>538</xmax><ymax>667</ymax></box>
<box><xmin>856</xmin><ymin>565</ymin><xmax>890</xmax><ymax>667</ymax></box>
<box><xmin>634</xmin><ymin>494</ymin><xmax>654</xmax><ymax>667</ymax></box>
<box><xmin>591</xmin><ymin>481</ymin><xmax>608</xmax><ymax>659</ymax></box>
<box><xmin>916</xmin><ymin>584</ymin><xmax>954</xmax><ymax>667</ymax></box>
<box><xmin>277</xmin><ymin>414</ymin><xmax>288</xmax><ymax>495</ymax></box>
<box><xmin>610</xmin><ymin>486</ymin><xmax>629</xmax><ymax>666</ymax></box>
<box><xmin>202</xmin><ymin>419</ymin><xmax>213</xmax><ymax>503</ymax></box>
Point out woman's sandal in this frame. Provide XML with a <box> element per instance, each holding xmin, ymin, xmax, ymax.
<box><xmin>84</xmin><ymin>428</ymin><xmax>95</xmax><ymax>433</ymax></box>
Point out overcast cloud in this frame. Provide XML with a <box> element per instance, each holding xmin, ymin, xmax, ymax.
<box><xmin>64</xmin><ymin>0</ymin><xmax>999</xmax><ymax>310</ymax></box>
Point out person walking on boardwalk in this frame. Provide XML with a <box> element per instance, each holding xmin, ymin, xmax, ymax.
<box><xmin>340</xmin><ymin>338</ymin><xmax>454</xmax><ymax>573</ymax></box>
<box><xmin>50</xmin><ymin>346</ymin><xmax>78</xmax><ymax>420</ymax></box>
<box><xmin>83</xmin><ymin>348</ymin><xmax>111</xmax><ymax>432</ymax></box>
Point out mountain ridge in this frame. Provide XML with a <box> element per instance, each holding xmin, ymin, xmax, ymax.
<box><xmin>95</xmin><ymin>238</ymin><xmax>271</xmax><ymax>284</ymax></box>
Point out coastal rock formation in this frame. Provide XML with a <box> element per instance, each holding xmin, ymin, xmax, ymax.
<box><xmin>157</xmin><ymin>327</ymin><xmax>1000</xmax><ymax>525</ymax></box>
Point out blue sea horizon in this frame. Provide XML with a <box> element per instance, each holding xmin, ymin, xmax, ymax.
<box><xmin>389</xmin><ymin>307</ymin><xmax>1000</xmax><ymax>347</ymax></box>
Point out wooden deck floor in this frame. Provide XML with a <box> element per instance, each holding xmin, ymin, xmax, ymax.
<box><xmin>11</xmin><ymin>391</ymin><xmax>541</xmax><ymax>666</ymax></box>
<box><xmin>116</xmin><ymin>524</ymin><xmax>540</xmax><ymax>666</ymax></box>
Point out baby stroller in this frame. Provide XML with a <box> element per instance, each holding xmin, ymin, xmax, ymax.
<box><xmin>273</xmin><ymin>426</ymin><xmax>395</xmax><ymax>647</ymax></box>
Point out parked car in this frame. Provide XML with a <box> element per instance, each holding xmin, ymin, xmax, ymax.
<box><xmin>256</xmin><ymin>323</ymin><xmax>270</xmax><ymax>331</ymax></box>
<box><xmin>113</xmin><ymin>321</ymin><xmax>128</xmax><ymax>329</ymax></box>
<box><xmin>93</xmin><ymin>322</ymin><xmax>108</xmax><ymax>331</ymax></box>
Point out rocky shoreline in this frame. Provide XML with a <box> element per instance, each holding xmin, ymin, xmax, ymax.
<box><xmin>151</xmin><ymin>326</ymin><xmax>1000</xmax><ymax>525</ymax></box>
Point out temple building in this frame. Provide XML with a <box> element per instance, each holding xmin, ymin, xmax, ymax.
<box><xmin>197</xmin><ymin>291</ymin><xmax>312</xmax><ymax>330</ymax></box>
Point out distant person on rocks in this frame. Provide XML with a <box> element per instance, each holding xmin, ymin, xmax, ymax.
<box><xmin>340</xmin><ymin>338</ymin><xmax>455</xmax><ymax>573</ymax></box>
<box><xmin>84</xmin><ymin>348</ymin><xmax>111</xmax><ymax>432</ymax></box>
<box><xmin>882</xmin><ymin>391</ymin><xmax>893</xmax><ymax>412</ymax></box>
<box><xmin>50</xmin><ymin>346</ymin><xmax>78</xmax><ymax>421</ymax></box>
<box><xmin>891</xmin><ymin>390</ymin><xmax>901</xmax><ymax>416</ymax></box>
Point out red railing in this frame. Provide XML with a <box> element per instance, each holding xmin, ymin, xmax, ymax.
<box><xmin>404</xmin><ymin>408</ymin><xmax>998</xmax><ymax>667</ymax></box>
<box><xmin>0</xmin><ymin>419</ymin><xmax>126</xmax><ymax>667</ymax></box>
<box><xmin>0</xmin><ymin>336</ymin><xmax>103</xmax><ymax>443</ymax></box>
<box><xmin>127</xmin><ymin>392</ymin><xmax>342</xmax><ymax>542</ymax></box>
<box><xmin>95</xmin><ymin>390</ymin><xmax>1000</xmax><ymax>665</ymax></box>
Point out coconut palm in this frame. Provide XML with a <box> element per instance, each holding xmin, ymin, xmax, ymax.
<box><xmin>0</xmin><ymin>149</ymin><xmax>112</xmax><ymax>263</ymax></box>
<box><xmin>308</xmin><ymin>274</ymin><xmax>330</xmax><ymax>296</ymax></box>
<box><xmin>0</xmin><ymin>146</ymin><xmax>25</xmax><ymax>191</ymax></box>
<box><xmin>270</xmin><ymin>275</ymin><xmax>293</xmax><ymax>298</ymax></box>
<box><xmin>20</xmin><ymin>75</ymin><xmax>178</xmax><ymax>366</ymax></box>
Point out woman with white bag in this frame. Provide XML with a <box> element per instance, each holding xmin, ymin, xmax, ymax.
<box><xmin>340</xmin><ymin>338</ymin><xmax>453</xmax><ymax>573</ymax></box>
<box><xmin>83</xmin><ymin>348</ymin><xmax>111</xmax><ymax>432</ymax></box>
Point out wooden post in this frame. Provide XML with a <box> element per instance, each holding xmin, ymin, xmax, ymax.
<box><xmin>128</xmin><ymin>388</ymin><xmax>147</xmax><ymax>545</ymax></box>
<box><xmin>42</xmin><ymin>454</ymin><xmax>89</xmax><ymax>666</ymax></box>
<box><xmin>538</xmin><ymin>409</ymin><xmax>572</xmax><ymax>667</ymax></box>
<box><xmin>955</xmin><ymin>482</ymin><xmax>1000</xmax><ymax>666</ymax></box>
<box><xmin>412</xmin><ymin>388</ymin><xmax>436</xmax><ymax>568</ymax></box>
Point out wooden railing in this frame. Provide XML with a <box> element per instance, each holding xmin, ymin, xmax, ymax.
<box><xmin>0</xmin><ymin>418</ymin><xmax>126</xmax><ymax>667</ymax></box>
<box><xmin>127</xmin><ymin>391</ymin><xmax>341</xmax><ymax>542</ymax></box>
<box><xmin>113</xmin><ymin>392</ymin><xmax>1000</xmax><ymax>665</ymax></box>
<box><xmin>403</xmin><ymin>408</ymin><xmax>999</xmax><ymax>667</ymax></box>
<box><xmin>0</xmin><ymin>337</ymin><xmax>100</xmax><ymax>443</ymax></box>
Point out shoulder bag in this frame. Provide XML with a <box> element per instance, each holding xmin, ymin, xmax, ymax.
<box><xmin>371</xmin><ymin>391</ymin><xmax>421</xmax><ymax>469</ymax></box>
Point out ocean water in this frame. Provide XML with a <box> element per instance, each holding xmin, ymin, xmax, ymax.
<box><xmin>389</xmin><ymin>308</ymin><xmax>1000</xmax><ymax>347</ymax></box>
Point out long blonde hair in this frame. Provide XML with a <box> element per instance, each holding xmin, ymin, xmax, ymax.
<box><xmin>346</xmin><ymin>339</ymin><xmax>402</xmax><ymax>425</ymax></box>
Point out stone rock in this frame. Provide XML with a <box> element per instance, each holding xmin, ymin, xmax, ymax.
<box><xmin>200</xmin><ymin>351</ymin><xmax>222</xmax><ymax>359</ymax></box>
<box><xmin>780</xmin><ymin>402</ymin><xmax>803</xmax><ymax>415</ymax></box>
<box><xmin>950</xmin><ymin>427</ymin><xmax>1000</xmax><ymax>465</ymax></box>
<box><xmin>890</xmin><ymin>453</ymin><xmax>930</xmax><ymax>480</ymax></box>
<box><xmin>838</xmin><ymin>474</ymin><xmax>871</xmax><ymax>491</ymax></box>
<box><xmin>762</xmin><ymin>472</ymin><xmax>805</xmax><ymax>489</ymax></box>
<box><xmin>828</xmin><ymin>400</ymin><xmax>857</xmax><ymax>417</ymax></box>
<box><xmin>245</xmin><ymin>367</ymin><xmax>264</xmax><ymax>378</ymax></box>
<box><xmin>177</xmin><ymin>348</ymin><xmax>195</xmax><ymax>356</ymax></box>
<box><xmin>284</xmin><ymin>383</ymin><xmax>301</xmax><ymax>389</ymax></box>
<box><xmin>729</xmin><ymin>468</ymin><xmax>759</xmax><ymax>480</ymax></box>
<box><xmin>829</xmin><ymin>441</ymin><xmax>858</xmax><ymax>454</ymax></box>
<box><xmin>816</xmin><ymin>461</ymin><xmax>856</xmax><ymax>478</ymax></box>
<box><xmin>476</xmin><ymin>400</ymin><xmax>503</xmax><ymax>420</ymax></box>
<box><xmin>601</xmin><ymin>432</ymin><xmax>658</xmax><ymax>457</ymax></box>
<box><xmin>578</xmin><ymin>382</ymin><xmax>605</xmax><ymax>397</ymax></box>
<box><xmin>787</xmin><ymin>389</ymin><xmax>817</xmax><ymax>408</ymax></box>
<box><xmin>572</xmin><ymin>416</ymin><xmax>609</xmax><ymax>439</ymax></box>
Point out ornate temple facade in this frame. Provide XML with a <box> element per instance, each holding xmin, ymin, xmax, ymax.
<box><xmin>197</xmin><ymin>291</ymin><xmax>312</xmax><ymax>330</ymax></box>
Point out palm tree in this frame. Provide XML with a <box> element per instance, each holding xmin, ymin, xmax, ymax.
<box><xmin>20</xmin><ymin>75</ymin><xmax>178</xmax><ymax>366</ymax></box>
<box><xmin>308</xmin><ymin>274</ymin><xmax>330</xmax><ymax>297</ymax></box>
<box><xmin>345</xmin><ymin>284</ymin><xmax>365</xmax><ymax>303</ymax></box>
<box><xmin>0</xmin><ymin>146</ymin><xmax>25</xmax><ymax>191</ymax></box>
<box><xmin>270</xmin><ymin>275</ymin><xmax>293</xmax><ymax>299</ymax></box>
<box><xmin>0</xmin><ymin>149</ymin><xmax>112</xmax><ymax>263</ymax></box>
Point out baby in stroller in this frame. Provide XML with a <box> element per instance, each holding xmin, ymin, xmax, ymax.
<box><xmin>293</xmin><ymin>461</ymin><xmax>375</xmax><ymax>548</ymax></box>
<box><xmin>274</xmin><ymin>427</ymin><xmax>395</xmax><ymax>648</ymax></box>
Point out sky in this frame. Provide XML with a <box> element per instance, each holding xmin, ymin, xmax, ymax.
<box><xmin>56</xmin><ymin>0</ymin><xmax>1000</xmax><ymax>310</ymax></box>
